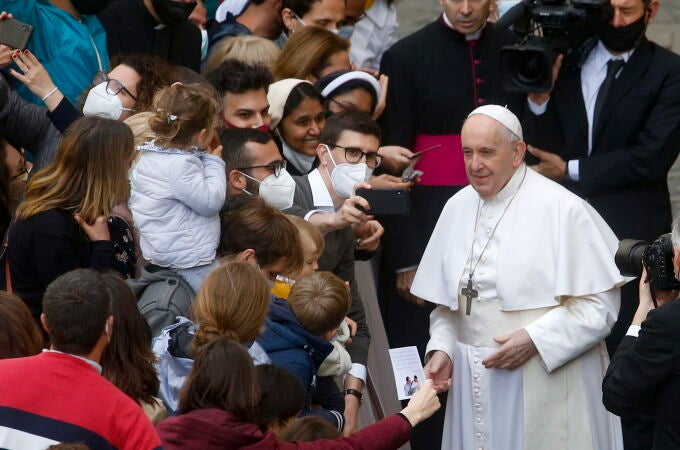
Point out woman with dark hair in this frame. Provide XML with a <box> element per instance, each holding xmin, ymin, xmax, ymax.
<box><xmin>253</xmin><ymin>365</ymin><xmax>306</xmax><ymax>435</ymax></box>
<box><xmin>100</xmin><ymin>273</ymin><xmax>167</xmax><ymax>424</ymax></box>
<box><xmin>157</xmin><ymin>336</ymin><xmax>442</xmax><ymax>449</ymax></box>
<box><xmin>0</xmin><ymin>291</ymin><xmax>43</xmax><ymax>359</ymax></box>
<box><xmin>0</xmin><ymin>140</ymin><xmax>12</xmax><ymax>241</ymax></box>
<box><xmin>11</xmin><ymin>51</ymin><xmax>172</xmax><ymax>131</ymax></box>
<box><xmin>1</xmin><ymin>52</ymin><xmax>171</xmax><ymax>172</ymax></box>
<box><xmin>7</xmin><ymin>116</ymin><xmax>135</xmax><ymax>321</ymax></box>
<box><xmin>267</xmin><ymin>80</ymin><xmax>325</xmax><ymax>176</ymax></box>
<box><xmin>315</xmin><ymin>70</ymin><xmax>379</xmax><ymax>116</ymax></box>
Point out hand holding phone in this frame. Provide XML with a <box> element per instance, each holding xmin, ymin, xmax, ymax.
<box><xmin>0</xmin><ymin>17</ymin><xmax>33</xmax><ymax>50</ymax></box>
<box><xmin>355</xmin><ymin>188</ymin><xmax>410</xmax><ymax>216</ymax></box>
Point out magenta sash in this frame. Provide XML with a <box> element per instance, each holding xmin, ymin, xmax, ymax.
<box><xmin>413</xmin><ymin>134</ymin><xmax>469</xmax><ymax>186</ymax></box>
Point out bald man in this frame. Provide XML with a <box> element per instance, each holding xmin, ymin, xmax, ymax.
<box><xmin>412</xmin><ymin>105</ymin><xmax>626</xmax><ymax>450</ymax></box>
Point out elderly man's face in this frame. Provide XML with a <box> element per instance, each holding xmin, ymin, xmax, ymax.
<box><xmin>461</xmin><ymin>115</ymin><xmax>525</xmax><ymax>200</ymax></box>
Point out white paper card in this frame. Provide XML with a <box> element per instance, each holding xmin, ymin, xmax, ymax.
<box><xmin>389</xmin><ymin>346</ymin><xmax>425</xmax><ymax>400</ymax></box>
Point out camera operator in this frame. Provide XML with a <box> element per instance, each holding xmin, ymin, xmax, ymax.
<box><xmin>602</xmin><ymin>217</ymin><xmax>680</xmax><ymax>450</ymax></box>
<box><xmin>520</xmin><ymin>0</ymin><xmax>680</xmax><ymax>360</ymax></box>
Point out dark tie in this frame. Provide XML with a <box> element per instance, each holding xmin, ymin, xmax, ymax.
<box><xmin>593</xmin><ymin>58</ymin><xmax>625</xmax><ymax>134</ymax></box>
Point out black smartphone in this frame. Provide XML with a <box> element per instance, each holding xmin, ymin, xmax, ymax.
<box><xmin>355</xmin><ymin>188</ymin><xmax>410</xmax><ymax>216</ymax></box>
<box><xmin>0</xmin><ymin>18</ymin><xmax>33</xmax><ymax>50</ymax></box>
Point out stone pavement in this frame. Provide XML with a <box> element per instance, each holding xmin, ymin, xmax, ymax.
<box><xmin>393</xmin><ymin>0</ymin><xmax>680</xmax><ymax>219</ymax></box>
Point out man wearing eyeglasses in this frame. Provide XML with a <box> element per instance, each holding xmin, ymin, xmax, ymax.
<box><xmin>290</xmin><ymin>110</ymin><xmax>383</xmax><ymax>436</ymax></box>
<box><xmin>220</xmin><ymin>128</ymin><xmax>296</xmax><ymax>211</ymax></box>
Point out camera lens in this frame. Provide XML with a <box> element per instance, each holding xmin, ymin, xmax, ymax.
<box><xmin>511</xmin><ymin>52</ymin><xmax>548</xmax><ymax>85</ymax></box>
<box><xmin>615</xmin><ymin>239</ymin><xmax>648</xmax><ymax>277</ymax></box>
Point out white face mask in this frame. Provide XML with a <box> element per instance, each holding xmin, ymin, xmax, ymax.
<box><xmin>325</xmin><ymin>145</ymin><xmax>372</xmax><ymax>199</ymax></box>
<box><xmin>240</xmin><ymin>168</ymin><xmax>297</xmax><ymax>210</ymax></box>
<box><xmin>83</xmin><ymin>82</ymin><xmax>134</xmax><ymax>120</ymax></box>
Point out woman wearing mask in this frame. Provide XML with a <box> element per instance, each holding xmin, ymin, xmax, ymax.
<box><xmin>2</xmin><ymin>52</ymin><xmax>170</xmax><ymax>171</ymax></box>
<box><xmin>267</xmin><ymin>79</ymin><xmax>326</xmax><ymax>177</ymax></box>
<box><xmin>7</xmin><ymin>116</ymin><xmax>135</xmax><ymax>322</ymax></box>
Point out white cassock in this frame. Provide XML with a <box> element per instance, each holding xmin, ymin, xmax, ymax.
<box><xmin>411</xmin><ymin>165</ymin><xmax>626</xmax><ymax>450</ymax></box>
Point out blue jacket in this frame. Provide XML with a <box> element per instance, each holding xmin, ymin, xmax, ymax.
<box><xmin>256</xmin><ymin>297</ymin><xmax>333</xmax><ymax>398</ymax></box>
<box><xmin>6</xmin><ymin>0</ymin><xmax>109</xmax><ymax>105</ymax></box>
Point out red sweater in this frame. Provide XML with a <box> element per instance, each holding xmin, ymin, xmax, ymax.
<box><xmin>0</xmin><ymin>352</ymin><xmax>161</xmax><ymax>450</ymax></box>
<box><xmin>157</xmin><ymin>408</ymin><xmax>412</xmax><ymax>449</ymax></box>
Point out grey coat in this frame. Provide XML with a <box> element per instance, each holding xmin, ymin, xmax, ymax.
<box><xmin>0</xmin><ymin>75</ymin><xmax>62</xmax><ymax>171</ymax></box>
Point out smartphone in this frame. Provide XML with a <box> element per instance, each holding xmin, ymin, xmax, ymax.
<box><xmin>0</xmin><ymin>18</ymin><xmax>33</xmax><ymax>50</ymax></box>
<box><xmin>355</xmin><ymin>188</ymin><xmax>410</xmax><ymax>216</ymax></box>
<box><xmin>408</xmin><ymin>143</ymin><xmax>443</xmax><ymax>160</ymax></box>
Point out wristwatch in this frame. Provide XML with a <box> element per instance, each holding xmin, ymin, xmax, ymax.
<box><xmin>564</xmin><ymin>160</ymin><xmax>571</xmax><ymax>181</ymax></box>
<box><xmin>343</xmin><ymin>388</ymin><xmax>363</xmax><ymax>403</ymax></box>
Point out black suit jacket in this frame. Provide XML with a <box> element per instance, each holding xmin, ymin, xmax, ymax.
<box><xmin>98</xmin><ymin>0</ymin><xmax>202</xmax><ymax>72</ymax></box>
<box><xmin>523</xmin><ymin>38</ymin><xmax>680</xmax><ymax>242</ymax></box>
<box><xmin>602</xmin><ymin>299</ymin><xmax>680</xmax><ymax>450</ymax></box>
<box><xmin>288</xmin><ymin>176</ymin><xmax>371</xmax><ymax>367</ymax></box>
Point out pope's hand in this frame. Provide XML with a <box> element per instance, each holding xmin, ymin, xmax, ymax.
<box><xmin>483</xmin><ymin>329</ymin><xmax>537</xmax><ymax>370</ymax></box>
<box><xmin>424</xmin><ymin>350</ymin><xmax>453</xmax><ymax>393</ymax></box>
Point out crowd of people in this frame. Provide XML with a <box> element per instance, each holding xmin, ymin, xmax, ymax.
<box><xmin>0</xmin><ymin>0</ymin><xmax>679</xmax><ymax>449</ymax></box>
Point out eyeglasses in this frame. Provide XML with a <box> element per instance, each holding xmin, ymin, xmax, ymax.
<box><xmin>237</xmin><ymin>160</ymin><xmax>287</xmax><ymax>177</ymax></box>
<box><xmin>93</xmin><ymin>71</ymin><xmax>138</xmax><ymax>101</ymax></box>
<box><xmin>10</xmin><ymin>148</ymin><xmax>30</xmax><ymax>181</ymax></box>
<box><xmin>327</xmin><ymin>143</ymin><xmax>382</xmax><ymax>169</ymax></box>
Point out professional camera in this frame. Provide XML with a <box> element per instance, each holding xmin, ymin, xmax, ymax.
<box><xmin>615</xmin><ymin>234</ymin><xmax>680</xmax><ymax>291</ymax></box>
<box><xmin>496</xmin><ymin>0</ymin><xmax>610</xmax><ymax>92</ymax></box>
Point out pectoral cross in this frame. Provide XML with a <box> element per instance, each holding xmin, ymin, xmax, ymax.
<box><xmin>462</xmin><ymin>275</ymin><xmax>478</xmax><ymax>315</ymax></box>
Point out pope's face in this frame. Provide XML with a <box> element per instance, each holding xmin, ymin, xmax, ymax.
<box><xmin>461</xmin><ymin>115</ymin><xmax>525</xmax><ymax>200</ymax></box>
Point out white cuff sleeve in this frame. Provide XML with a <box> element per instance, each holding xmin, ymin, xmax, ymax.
<box><xmin>567</xmin><ymin>160</ymin><xmax>580</xmax><ymax>182</ymax></box>
<box><xmin>303</xmin><ymin>209</ymin><xmax>325</xmax><ymax>221</ymax></box>
<box><xmin>425</xmin><ymin>306</ymin><xmax>457</xmax><ymax>364</ymax></box>
<box><xmin>348</xmin><ymin>363</ymin><xmax>367</xmax><ymax>383</ymax></box>
<box><xmin>527</xmin><ymin>97</ymin><xmax>548</xmax><ymax>115</ymax></box>
<box><xmin>396</xmin><ymin>265</ymin><xmax>419</xmax><ymax>274</ymax></box>
<box><xmin>626</xmin><ymin>325</ymin><xmax>641</xmax><ymax>338</ymax></box>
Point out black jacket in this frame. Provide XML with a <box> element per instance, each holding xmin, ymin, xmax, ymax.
<box><xmin>602</xmin><ymin>299</ymin><xmax>680</xmax><ymax>450</ymax></box>
<box><xmin>8</xmin><ymin>209</ymin><xmax>114</xmax><ymax>320</ymax></box>
<box><xmin>98</xmin><ymin>0</ymin><xmax>202</xmax><ymax>72</ymax></box>
<box><xmin>523</xmin><ymin>39</ymin><xmax>680</xmax><ymax>243</ymax></box>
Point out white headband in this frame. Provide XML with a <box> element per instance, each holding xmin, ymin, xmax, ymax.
<box><xmin>321</xmin><ymin>71</ymin><xmax>380</xmax><ymax>99</ymax></box>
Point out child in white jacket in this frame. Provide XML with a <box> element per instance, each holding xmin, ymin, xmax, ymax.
<box><xmin>129</xmin><ymin>83</ymin><xmax>226</xmax><ymax>291</ymax></box>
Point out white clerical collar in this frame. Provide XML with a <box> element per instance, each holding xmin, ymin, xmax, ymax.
<box><xmin>441</xmin><ymin>13</ymin><xmax>484</xmax><ymax>40</ymax></box>
<box><xmin>282</xmin><ymin>140</ymin><xmax>316</xmax><ymax>174</ymax></box>
<box><xmin>484</xmin><ymin>163</ymin><xmax>527</xmax><ymax>205</ymax></box>
<box><xmin>308</xmin><ymin>169</ymin><xmax>335</xmax><ymax>212</ymax></box>
<box><xmin>43</xmin><ymin>349</ymin><xmax>103</xmax><ymax>374</ymax></box>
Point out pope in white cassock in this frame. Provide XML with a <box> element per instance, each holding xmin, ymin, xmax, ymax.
<box><xmin>411</xmin><ymin>105</ymin><xmax>627</xmax><ymax>450</ymax></box>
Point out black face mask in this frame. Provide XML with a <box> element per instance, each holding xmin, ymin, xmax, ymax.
<box><xmin>71</xmin><ymin>0</ymin><xmax>109</xmax><ymax>15</ymax></box>
<box><xmin>151</xmin><ymin>0</ymin><xmax>197</xmax><ymax>26</ymax></box>
<box><xmin>599</xmin><ymin>12</ymin><xmax>647</xmax><ymax>53</ymax></box>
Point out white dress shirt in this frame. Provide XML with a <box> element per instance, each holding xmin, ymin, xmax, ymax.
<box><xmin>528</xmin><ymin>41</ymin><xmax>633</xmax><ymax>181</ymax></box>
